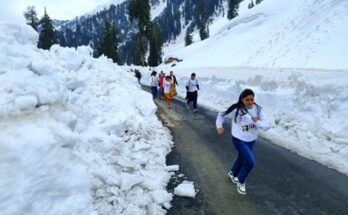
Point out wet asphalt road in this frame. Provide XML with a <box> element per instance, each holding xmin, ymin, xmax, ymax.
<box><xmin>151</xmin><ymin>94</ymin><xmax>348</xmax><ymax>215</ymax></box>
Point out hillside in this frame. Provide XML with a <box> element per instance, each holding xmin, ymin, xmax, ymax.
<box><xmin>166</xmin><ymin>0</ymin><xmax>348</xmax><ymax>70</ymax></box>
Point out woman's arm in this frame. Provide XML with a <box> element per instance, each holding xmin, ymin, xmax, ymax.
<box><xmin>255</xmin><ymin>109</ymin><xmax>271</xmax><ymax>131</ymax></box>
<box><xmin>216</xmin><ymin>110</ymin><xmax>234</xmax><ymax>134</ymax></box>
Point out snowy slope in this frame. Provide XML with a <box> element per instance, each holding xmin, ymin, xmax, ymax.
<box><xmin>77</xmin><ymin>0</ymin><xmax>166</xmax><ymax>21</ymax></box>
<box><xmin>0</xmin><ymin>21</ymin><xmax>174</xmax><ymax>214</ymax></box>
<box><xmin>82</xmin><ymin>0</ymin><xmax>127</xmax><ymax>18</ymax></box>
<box><xmin>166</xmin><ymin>0</ymin><xmax>348</xmax><ymax>70</ymax></box>
<box><xmin>151</xmin><ymin>0</ymin><xmax>167</xmax><ymax>20</ymax></box>
<box><xmin>151</xmin><ymin>0</ymin><xmax>348</xmax><ymax>175</ymax></box>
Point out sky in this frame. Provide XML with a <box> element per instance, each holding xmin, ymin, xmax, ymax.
<box><xmin>0</xmin><ymin>0</ymin><xmax>113</xmax><ymax>21</ymax></box>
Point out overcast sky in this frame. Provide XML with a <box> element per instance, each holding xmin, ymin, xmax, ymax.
<box><xmin>0</xmin><ymin>0</ymin><xmax>113</xmax><ymax>21</ymax></box>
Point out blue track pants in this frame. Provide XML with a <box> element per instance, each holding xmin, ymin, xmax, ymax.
<box><xmin>231</xmin><ymin>136</ymin><xmax>256</xmax><ymax>184</ymax></box>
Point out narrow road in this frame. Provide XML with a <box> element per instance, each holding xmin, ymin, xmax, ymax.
<box><xmin>152</xmin><ymin>94</ymin><xmax>348</xmax><ymax>215</ymax></box>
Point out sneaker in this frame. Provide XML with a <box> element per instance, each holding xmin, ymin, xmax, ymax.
<box><xmin>237</xmin><ymin>182</ymin><xmax>246</xmax><ymax>195</ymax></box>
<box><xmin>228</xmin><ymin>171</ymin><xmax>239</xmax><ymax>184</ymax></box>
<box><xmin>193</xmin><ymin>109</ymin><xmax>197</xmax><ymax>113</ymax></box>
<box><xmin>186</xmin><ymin>104</ymin><xmax>190</xmax><ymax>109</ymax></box>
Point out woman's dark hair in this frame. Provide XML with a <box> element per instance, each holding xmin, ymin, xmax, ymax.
<box><xmin>224</xmin><ymin>89</ymin><xmax>258</xmax><ymax>122</ymax></box>
<box><xmin>151</xmin><ymin>71</ymin><xmax>157</xmax><ymax>76</ymax></box>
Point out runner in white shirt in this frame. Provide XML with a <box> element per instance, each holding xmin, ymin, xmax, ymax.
<box><xmin>185</xmin><ymin>73</ymin><xmax>199</xmax><ymax>112</ymax></box>
<box><xmin>216</xmin><ymin>89</ymin><xmax>271</xmax><ymax>195</ymax></box>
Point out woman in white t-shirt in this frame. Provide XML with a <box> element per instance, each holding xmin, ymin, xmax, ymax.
<box><xmin>216</xmin><ymin>89</ymin><xmax>271</xmax><ymax>195</ymax></box>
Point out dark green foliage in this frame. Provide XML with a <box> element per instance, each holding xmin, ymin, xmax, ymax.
<box><xmin>147</xmin><ymin>23</ymin><xmax>163</xmax><ymax>66</ymax></box>
<box><xmin>37</xmin><ymin>9</ymin><xmax>56</xmax><ymax>50</ymax></box>
<box><xmin>196</xmin><ymin>0</ymin><xmax>209</xmax><ymax>40</ymax></box>
<box><xmin>128</xmin><ymin>0</ymin><xmax>152</xmax><ymax>65</ymax></box>
<box><xmin>131</xmin><ymin>34</ymin><xmax>147</xmax><ymax>66</ymax></box>
<box><xmin>199</xmin><ymin>24</ymin><xmax>209</xmax><ymax>41</ymax></box>
<box><xmin>227</xmin><ymin>0</ymin><xmax>239</xmax><ymax>20</ymax></box>
<box><xmin>185</xmin><ymin>27</ymin><xmax>193</xmax><ymax>46</ymax></box>
<box><xmin>248</xmin><ymin>1</ymin><xmax>255</xmax><ymax>9</ymax></box>
<box><xmin>155</xmin><ymin>1</ymin><xmax>182</xmax><ymax>42</ymax></box>
<box><xmin>184</xmin><ymin>0</ymin><xmax>194</xmax><ymax>25</ymax></box>
<box><xmin>97</xmin><ymin>12</ymin><xmax>119</xmax><ymax>63</ymax></box>
<box><xmin>23</xmin><ymin>6</ymin><xmax>39</xmax><ymax>31</ymax></box>
<box><xmin>256</xmin><ymin>0</ymin><xmax>262</xmax><ymax>4</ymax></box>
<box><xmin>128</xmin><ymin>0</ymin><xmax>150</xmax><ymax>35</ymax></box>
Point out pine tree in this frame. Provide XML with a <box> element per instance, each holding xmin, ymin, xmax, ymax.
<box><xmin>248</xmin><ymin>0</ymin><xmax>255</xmax><ymax>9</ymax></box>
<box><xmin>131</xmin><ymin>35</ymin><xmax>144</xmax><ymax>66</ymax></box>
<box><xmin>37</xmin><ymin>8</ymin><xmax>56</xmax><ymax>50</ymax></box>
<box><xmin>147</xmin><ymin>24</ymin><xmax>163</xmax><ymax>67</ymax></box>
<box><xmin>23</xmin><ymin>6</ymin><xmax>39</xmax><ymax>31</ymax></box>
<box><xmin>199</xmin><ymin>23</ymin><xmax>209</xmax><ymax>41</ymax></box>
<box><xmin>128</xmin><ymin>0</ymin><xmax>151</xmax><ymax>65</ymax></box>
<box><xmin>185</xmin><ymin>28</ymin><xmax>193</xmax><ymax>46</ymax></box>
<box><xmin>227</xmin><ymin>0</ymin><xmax>239</xmax><ymax>20</ymax></box>
<box><xmin>97</xmin><ymin>12</ymin><xmax>119</xmax><ymax>63</ymax></box>
<box><xmin>196</xmin><ymin>0</ymin><xmax>209</xmax><ymax>41</ymax></box>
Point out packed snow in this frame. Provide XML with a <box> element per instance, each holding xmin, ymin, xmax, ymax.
<box><xmin>0</xmin><ymin>21</ymin><xmax>176</xmax><ymax>214</ymax></box>
<box><xmin>173</xmin><ymin>181</ymin><xmax>196</xmax><ymax>198</ymax></box>
<box><xmin>144</xmin><ymin>0</ymin><xmax>348</xmax><ymax>175</ymax></box>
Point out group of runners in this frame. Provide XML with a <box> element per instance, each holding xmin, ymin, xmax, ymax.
<box><xmin>144</xmin><ymin>69</ymin><xmax>271</xmax><ymax>195</ymax></box>
<box><xmin>150</xmin><ymin>70</ymin><xmax>199</xmax><ymax>112</ymax></box>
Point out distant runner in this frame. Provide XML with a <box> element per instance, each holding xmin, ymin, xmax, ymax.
<box><xmin>185</xmin><ymin>73</ymin><xmax>199</xmax><ymax>113</ymax></box>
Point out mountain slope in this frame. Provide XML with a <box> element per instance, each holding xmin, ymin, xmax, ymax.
<box><xmin>54</xmin><ymin>0</ymin><xmax>225</xmax><ymax>64</ymax></box>
<box><xmin>166</xmin><ymin>0</ymin><xmax>348</xmax><ymax>70</ymax></box>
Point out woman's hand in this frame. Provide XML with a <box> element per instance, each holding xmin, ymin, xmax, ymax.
<box><xmin>251</xmin><ymin>116</ymin><xmax>258</xmax><ymax>122</ymax></box>
<box><xmin>216</xmin><ymin>127</ymin><xmax>224</xmax><ymax>135</ymax></box>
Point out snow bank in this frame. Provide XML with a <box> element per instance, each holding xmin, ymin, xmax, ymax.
<box><xmin>0</xmin><ymin>22</ymin><xmax>174</xmax><ymax>214</ymax></box>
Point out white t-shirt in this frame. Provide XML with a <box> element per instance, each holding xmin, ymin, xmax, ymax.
<box><xmin>186</xmin><ymin>79</ymin><xmax>199</xmax><ymax>92</ymax></box>
<box><xmin>216</xmin><ymin>105</ymin><xmax>271</xmax><ymax>142</ymax></box>
<box><xmin>164</xmin><ymin>80</ymin><xmax>172</xmax><ymax>94</ymax></box>
<box><xmin>151</xmin><ymin>75</ymin><xmax>158</xmax><ymax>87</ymax></box>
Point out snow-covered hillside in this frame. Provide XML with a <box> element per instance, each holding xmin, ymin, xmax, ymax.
<box><xmin>75</xmin><ymin>0</ymin><xmax>166</xmax><ymax>21</ymax></box>
<box><xmin>0</xmin><ymin>22</ymin><xmax>174</xmax><ymax>214</ymax></box>
<box><xmin>153</xmin><ymin>0</ymin><xmax>348</xmax><ymax>175</ymax></box>
<box><xmin>82</xmin><ymin>0</ymin><xmax>127</xmax><ymax>18</ymax></box>
<box><xmin>167</xmin><ymin>0</ymin><xmax>348</xmax><ymax>70</ymax></box>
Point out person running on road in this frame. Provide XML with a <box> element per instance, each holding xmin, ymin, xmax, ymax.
<box><xmin>159</xmin><ymin>71</ymin><xmax>165</xmax><ymax>99</ymax></box>
<box><xmin>186</xmin><ymin>73</ymin><xmax>199</xmax><ymax>113</ymax></box>
<box><xmin>216</xmin><ymin>88</ymin><xmax>271</xmax><ymax>195</ymax></box>
<box><xmin>150</xmin><ymin>71</ymin><xmax>158</xmax><ymax>99</ymax></box>
<box><xmin>170</xmin><ymin>71</ymin><xmax>178</xmax><ymax>88</ymax></box>
<box><xmin>163</xmin><ymin>76</ymin><xmax>174</xmax><ymax>109</ymax></box>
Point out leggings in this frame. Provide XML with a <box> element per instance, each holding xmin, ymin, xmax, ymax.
<box><xmin>231</xmin><ymin>136</ymin><xmax>256</xmax><ymax>184</ymax></box>
<box><xmin>187</xmin><ymin>91</ymin><xmax>198</xmax><ymax>109</ymax></box>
